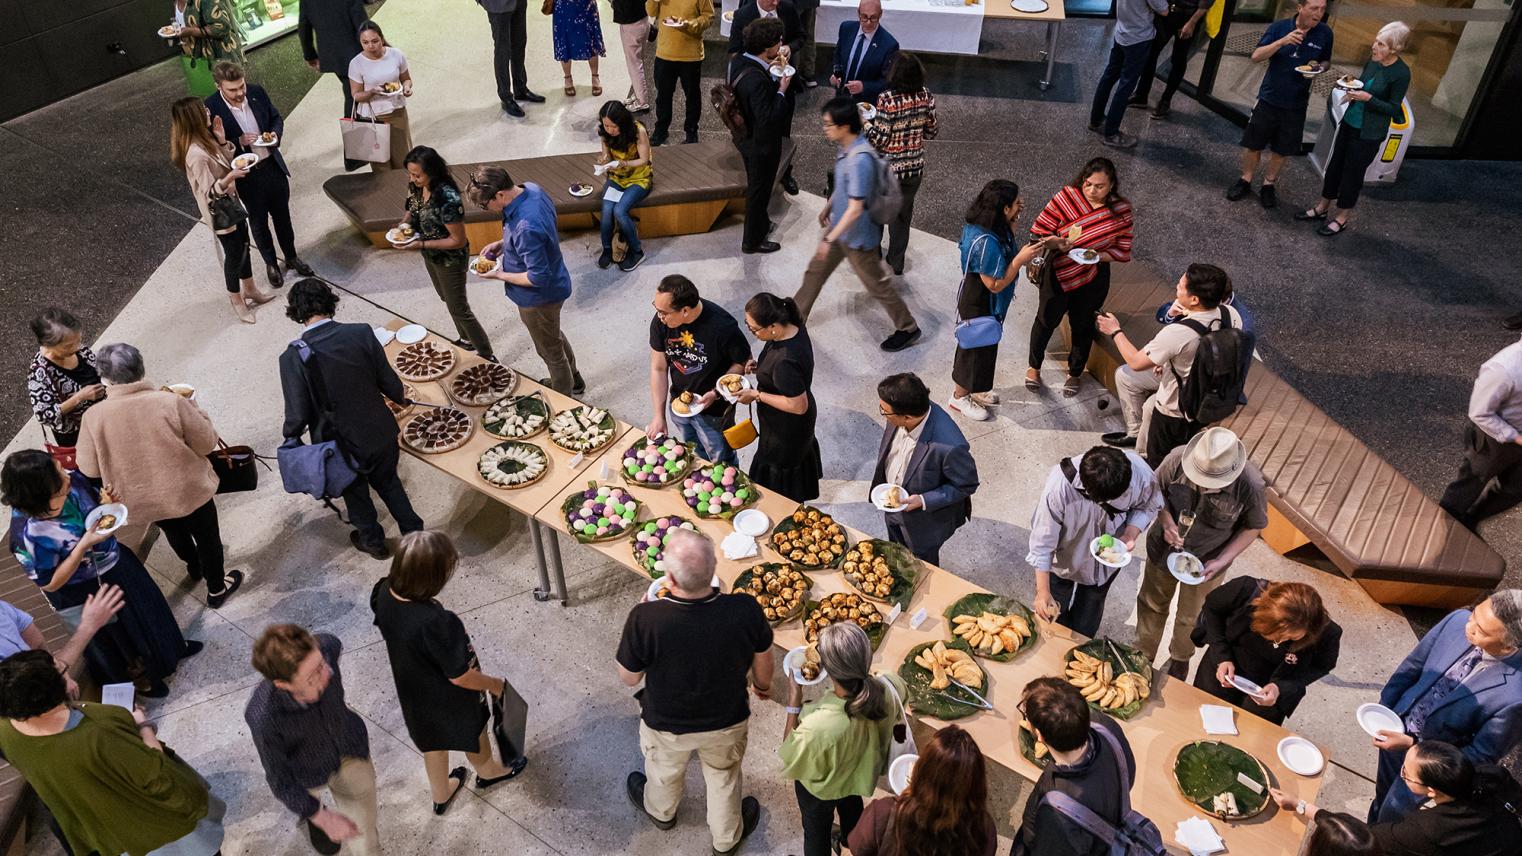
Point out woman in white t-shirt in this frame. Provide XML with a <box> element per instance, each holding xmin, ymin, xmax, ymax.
<box><xmin>348</xmin><ymin>21</ymin><xmax>413</xmax><ymax>171</ymax></box>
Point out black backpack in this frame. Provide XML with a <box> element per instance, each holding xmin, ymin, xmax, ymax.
<box><xmin>712</xmin><ymin>64</ymin><xmax>764</xmax><ymax>143</ymax></box>
<box><xmin>1172</xmin><ymin>307</ymin><xmax>1254</xmax><ymax>425</ymax></box>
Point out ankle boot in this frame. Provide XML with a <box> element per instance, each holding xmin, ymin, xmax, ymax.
<box><xmin>229</xmin><ymin>293</ymin><xmax>257</xmax><ymax>324</ymax></box>
<box><xmin>240</xmin><ymin>280</ymin><xmax>277</xmax><ymax>306</ymax></box>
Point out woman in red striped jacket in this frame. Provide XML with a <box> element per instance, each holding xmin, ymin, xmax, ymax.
<box><xmin>1026</xmin><ymin>157</ymin><xmax>1134</xmax><ymax>396</ymax></box>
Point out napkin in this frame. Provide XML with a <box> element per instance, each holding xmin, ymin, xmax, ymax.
<box><xmin>1199</xmin><ymin>705</ymin><xmax>1238</xmax><ymax>735</ymax></box>
<box><xmin>722</xmin><ymin>532</ymin><xmax>758</xmax><ymax>560</ymax></box>
<box><xmin>593</xmin><ymin>161</ymin><xmax>613</xmax><ymax>176</ymax></box>
<box><xmin>1175</xmin><ymin>817</ymin><xmax>1225</xmax><ymax>855</ymax></box>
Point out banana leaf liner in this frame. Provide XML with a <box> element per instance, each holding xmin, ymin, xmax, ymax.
<box><xmin>548</xmin><ymin>406</ymin><xmax>617</xmax><ymax>454</ymax></box>
<box><xmin>802</xmin><ymin>595</ymin><xmax>888</xmax><ymax>648</ymax></box>
<box><xmin>1172</xmin><ymin>740</ymin><xmax>1273</xmax><ymax>820</ymax></box>
<box><xmin>898</xmin><ymin>640</ymin><xmax>989</xmax><ymax>721</ymax></box>
<box><xmin>559</xmin><ymin>482</ymin><xmax>643</xmax><ymax>544</ymax></box>
<box><xmin>732</xmin><ymin>563</ymin><xmax>812</xmax><ymax>626</ymax></box>
<box><xmin>481</xmin><ymin>392</ymin><xmax>550</xmax><ymax>439</ymax></box>
<box><xmin>1063</xmin><ymin>638</ymin><xmax>1154</xmax><ymax>720</ymax></box>
<box><xmin>942</xmin><ymin>593</ymin><xmax>1038</xmax><ymax>662</ymax></box>
<box><xmin>841</xmin><ymin>539</ymin><xmax>925</xmax><ymax>611</ymax></box>
<box><xmin>617</xmin><ymin>435</ymin><xmax>695</xmax><ymax>488</ymax></box>
<box><xmin>683</xmin><ymin>460</ymin><xmax>762</xmax><ymax>520</ymax></box>
<box><xmin>768</xmin><ymin>505</ymin><xmax>851</xmax><ymax>570</ymax></box>
<box><xmin>1017</xmin><ymin>722</ymin><xmax>1054</xmax><ymax>770</ymax></box>
<box><xmin>628</xmin><ymin>515</ymin><xmax>698</xmax><ymax>578</ymax></box>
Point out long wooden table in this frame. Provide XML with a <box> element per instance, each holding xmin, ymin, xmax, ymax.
<box><xmin>379</xmin><ymin>321</ymin><xmax>1322</xmax><ymax>854</ymax></box>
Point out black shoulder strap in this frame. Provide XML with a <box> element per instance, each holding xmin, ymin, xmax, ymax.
<box><xmin>1060</xmin><ymin>457</ymin><xmax>1123</xmax><ymax>518</ymax></box>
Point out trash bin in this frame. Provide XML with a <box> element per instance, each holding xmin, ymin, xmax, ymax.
<box><xmin>1309</xmin><ymin>86</ymin><xmax>1414</xmax><ymax>185</ymax></box>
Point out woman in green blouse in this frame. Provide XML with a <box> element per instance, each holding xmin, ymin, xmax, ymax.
<box><xmin>0</xmin><ymin>649</ymin><xmax>224</xmax><ymax>856</ymax></box>
<box><xmin>180</xmin><ymin>0</ymin><xmax>245</xmax><ymax>68</ymax></box>
<box><xmin>779</xmin><ymin>622</ymin><xmax>907</xmax><ymax>856</ymax></box>
<box><xmin>1297</xmin><ymin>21</ymin><xmax>1411</xmax><ymax>236</ymax></box>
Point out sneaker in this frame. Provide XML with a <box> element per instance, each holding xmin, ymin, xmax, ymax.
<box><xmin>597</xmin><ymin>248</ymin><xmax>614</xmax><ymax>269</ymax></box>
<box><xmin>1259</xmin><ymin>184</ymin><xmax>1278</xmax><ymax>209</ymax></box>
<box><xmin>970</xmin><ymin>391</ymin><xmax>999</xmax><ymax>406</ymax></box>
<box><xmin>1101</xmin><ymin>431</ymin><xmax>1137</xmax><ymax>448</ymax></box>
<box><xmin>1102</xmin><ymin>131</ymin><xmax>1138</xmax><ymax>149</ymax></box>
<box><xmin>618</xmin><ymin>249</ymin><xmax>645</xmax><ymax>272</ymax></box>
<box><xmin>879</xmin><ymin>327</ymin><xmax>921</xmax><ymax>352</ymax></box>
<box><xmin>350</xmin><ymin>530</ymin><xmax>390</xmax><ymax>560</ymax></box>
<box><xmin>712</xmin><ymin>797</ymin><xmax>761</xmax><ymax>855</ymax></box>
<box><xmin>947</xmin><ymin>395</ymin><xmax>991</xmax><ymax>421</ymax></box>
<box><xmin>626</xmin><ymin>772</ymin><xmax>676</xmax><ymax>830</ymax></box>
<box><xmin>206</xmin><ymin>569</ymin><xmax>244</xmax><ymax>609</ymax></box>
<box><xmin>1225</xmin><ymin>178</ymin><xmax>1252</xmax><ymax>201</ymax></box>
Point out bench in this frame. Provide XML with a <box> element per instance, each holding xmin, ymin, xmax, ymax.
<box><xmin>323</xmin><ymin>140</ymin><xmax>796</xmax><ymax>253</ymax></box>
<box><xmin>1066</xmin><ymin>263</ymin><xmax>1506</xmax><ymax>610</ymax></box>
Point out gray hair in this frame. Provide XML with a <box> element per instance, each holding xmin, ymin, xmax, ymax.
<box><xmin>1377</xmin><ymin>21</ymin><xmax>1411</xmax><ymax>53</ymax></box>
<box><xmin>818</xmin><ymin>622</ymin><xmax>889</xmax><ymax>720</ymax></box>
<box><xmin>1489</xmin><ymin>590</ymin><xmax>1522</xmax><ymax>648</ymax></box>
<box><xmin>663</xmin><ymin>528</ymin><xmax>716</xmax><ymax>593</ymax></box>
<box><xmin>95</xmin><ymin>343</ymin><xmax>145</xmax><ymax>385</ymax></box>
<box><xmin>29</xmin><ymin>308</ymin><xmax>82</xmax><ymax>348</ymax></box>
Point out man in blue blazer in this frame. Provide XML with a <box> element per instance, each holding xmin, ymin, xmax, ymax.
<box><xmin>1370</xmin><ymin>591</ymin><xmax>1522</xmax><ymax>822</ymax></box>
<box><xmin>205</xmin><ymin>62</ymin><xmax>316</xmax><ymax>289</ymax></box>
<box><xmin>871</xmin><ymin>373</ymin><xmax>978</xmax><ymax>565</ymax></box>
<box><xmin>829</xmin><ymin>0</ymin><xmax>898</xmax><ymax>104</ymax></box>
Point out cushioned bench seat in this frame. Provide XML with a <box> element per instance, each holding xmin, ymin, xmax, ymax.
<box><xmin>323</xmin><ymin>140</ymin><xmax>795</xmax><ymax>253</ymax></box>
<box><xmin>1069</xmin><ymin>263</ymin><xmax>1506</xmax><ymax>609</ymax></box>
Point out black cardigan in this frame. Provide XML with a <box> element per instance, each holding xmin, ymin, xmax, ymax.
<box><xmin>1193</xmin><ymin>576</ymin><xmax>1341</xmax><ymax>716</ymax></box>
<box><xmin>1371</xmin><ymin>798</ymin><xmax>1522</xmax><ymax>856</ymax></box>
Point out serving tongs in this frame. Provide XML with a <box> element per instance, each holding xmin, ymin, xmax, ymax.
<box><xmin>936</xmin><ymin>678</ymin><xmax>995</xmax><ymax>711</ymax></box>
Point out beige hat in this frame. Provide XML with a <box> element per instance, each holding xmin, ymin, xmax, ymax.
<box><xmin>1181</xmin><ymin>427</ymin><xmax>1247</xmax><ymax>489</ymax></box>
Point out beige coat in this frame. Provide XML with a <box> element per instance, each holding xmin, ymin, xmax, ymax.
<box><xmin>76</xmin><ymin>381</ymin><xmax>220</xmax><ymax>522</ymax></box>
<box><xmin>184</xmin><ymin>140</ymin><xmax>238</xmax><ymax>232</ymax></box>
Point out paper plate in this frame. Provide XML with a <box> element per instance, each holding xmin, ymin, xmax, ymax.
<box><xmin>231</xmin><ymin>153</ymin><xmax>258</xmax><ymax>170</ymax></box>
<box><xmin>733</xmin><ymin>508</ymin><xmax>771</xmax><ymax>537</ymax></box>
<box><xmin>1230</xmin><ymin>674</ymin><xmax>1265</xmax><ymax>697</ymax></box>
<box><xmin>165</xmin><ymin>383</ymin><xmax>197</xmax><ymax>401</ymax></box>
<box><xmin>468</xmin><ymin>256</ymin><xmax>501</xmax><ymax>277</ymax></box>
<box><xmin>769</xmin><ymin>65</ymin><xmax>797</xmax><ymax>79</ymax></box>
<box><xmin>1090</xmin><ymin>536</ymin><xmax>1132</xmax><ymax>568</ymax></box>
<box><xmin>1167</xmin><ymin>551</ymin><xmax>1207</xmax><ymax>585</ymax></box>
<box><xmin>857</xmin><ymin>103</ymin><xmax>877</xmax><ymax>122</ymax></box>
<box><xmin>716</xmin><ymin>373</ymin><xmax>752</xmax><ymax>404</ymax></box>
<box><xmin>252</xmin><ymin>135</ymin><xmax>279</xmax><ymax>147</ymax></box>
<box><xmin>1334</xmin><ymin>77</ymin><xmax>1365</xmax><ymax>91</ymax></box>
<box><xmin>157</xmin><ymin>25</ymin><xmax>181</xmax><ymax>37</ymax></box>
<box><xmin>1010</xmin><ymin>0</ymin><xmax>1049</xmax><ymax>11</ymax></box>
<box><xmin>784</xmin><ymin>645</ymin><xmax>829</xmax><ymax>686</ymax></box>
<box><xmin>396</xmin><ymin>324</ymin><xmax>428</xmax><ymax>344</ymax></box>
<box><xmin>871</xmin><ymin>483</ymin><xmax>908</xmax><ymax>513</ymax></box>
<box><xmin>568</xmin><ymin>183</ymin><xmax>595</xmax><ymax>197</ymax></box>
<box><xmin>84</xmin><ymin>503</ymin><xmax>128</xmax><ymax>535</ymax></box>
<box><xmin>385</xmin><ymin>227</ymin><xmax>418</xmax><ymax>246</ymax></box>
<box><xmin>661</xmin><ymin>18</ymin><xmax>686</xmax><ymax>27</ymax></box>
<box><xmin>1356</xmin><ymin>702</ymin><xmax>1403</xmax><ymax>737</ymax></box>
<box><xmin>1277</xmin><ymin>736</ymin><xmax>1325</xmax><ymax>776</ymax></box>
<box><xmin>888</xmin><ymin>753</ymin><xmax>917</xmax><ymax>794</ymax></box>
<box><xmin>669</xmin><ymin>394</ymin><xmax>707</xmax><ymax>417</ymax></box>
<box><xmin>645</xmin><ymin>574</ymin><xmax>720</xmax><ymax>602</ymax></box>
<box><xmin>1068</xmin><ymin>248</ymin><xmax>1101</xmax><ymax>265</ymax></box>
<box><xmin>373</xmin><ymin>327</ymin><xmax>395</xmax><ymax>346</ymax></box>
<box><xmin>722</xmin><ymin>10</ymin><xmax>735</xmax><ymax>22</ymax></box>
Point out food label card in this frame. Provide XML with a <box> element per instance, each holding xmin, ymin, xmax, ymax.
<box><xmin>1236</xmin><ymin>771</ymin><xmax>1264</xmax><ymax>794</ymax></box>
<box><xmin>909</xmin><ymin>607</ymin><xmax>928</xmax><ymax>629</ymax></box>
<box><xmin>886</xmin><ymin>603</ymin><xmax>903</xmax><ymax>625</ymax></box>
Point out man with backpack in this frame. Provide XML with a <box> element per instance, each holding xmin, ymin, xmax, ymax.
<box><xmin>1014</xmin><ymin>678</ymin><xmax>1165</xmax><ymax>856</ymax></box>
<box><xmin>726</xmin><ymin>17</ymin><xmax>794</xmax><ymax>255</ymax></box>
<box><xmin>1096</xmin><ymin>263</ymin><xmax>1249</xmax><ymax>465</ymax></box>
<box><xmin>793</xmin><ymin>97</ymin><xmax>920</xmax><ymax>353</ymax></box>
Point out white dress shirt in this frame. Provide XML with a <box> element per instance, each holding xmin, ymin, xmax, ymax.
<box><xmin>222</xmin><ymin>94</ymin><xmax>260</xmax><ymax>139</ymax></box>
<box><xmin>885</xmin><ymin>418</ymin><xmax>927</xmax><ymax>488</ymax></box>
<box><xmin>1469</xmin><ymin>337</ymin><xmax>1522</xmax><ymax>444</ymax></box>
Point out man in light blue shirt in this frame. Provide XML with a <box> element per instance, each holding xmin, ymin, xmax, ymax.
<box><xmin>793</xmin><ymin>97</ymin><xmax>920</xmax><ymax>353</ymax></box>
<box><xmin>1089</xmin><ymin>0</ymin><xmax>1170</xmax><ymax>149</ymax></box>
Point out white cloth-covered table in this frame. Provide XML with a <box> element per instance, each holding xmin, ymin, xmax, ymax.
<box><xmin>719</xmin><ymin>0</ymin><xmax>986</xmax><ymax>56</ymax></box>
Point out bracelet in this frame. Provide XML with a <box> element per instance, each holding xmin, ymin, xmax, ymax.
<box><xmin>785</xmin><ymin>706</ymin><xmax>802</xmax><ymax>715</ymax></box>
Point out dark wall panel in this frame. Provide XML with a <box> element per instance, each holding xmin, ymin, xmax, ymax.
<box><xmin>0</xmin><ymin>39</ymin><xmax>50</xmax><ymax>118</ymax></box>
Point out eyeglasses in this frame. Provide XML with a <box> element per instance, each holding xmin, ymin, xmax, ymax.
<box><xmin>879</xmin><ymin>405</ymin><xmax>897</xmax><ymax>418</ymax></box>
<box><xmin>859</xmin><ymin>13</ymin><xmax>880</xmax><ymax>22</ymax></box>
<box><xmin>653</xmin><ymin>303</ymin><xmax>686</xmax><ymax>319</ymax></box>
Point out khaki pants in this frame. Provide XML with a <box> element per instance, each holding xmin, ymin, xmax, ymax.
<box><xmin>793</xmin><ymin>241</ymin><xmax>916</xmax><ymax>332</ymax></box>
<box><xmin>517</xmin><ymin>301</ymin><xmax>579</xmax><ymax>393</ymax></box>
<box><xmin>371</xmin><ymin>107</ymin><xmax>412</xmax><ymax>172</ymax></box>
<box><xmin>1135</xmin><ymin>557</ymin><xmax>1225</xmax><ymax>663</ymax></box>
<box><xmin>307</xmin><ymin>756</ymin><xmax>380</xmax><ymax>856</ymax></box>
<box><xmin>619</xmin><ymin>22</ymin><xmax>650</xmax><ymax>105</ymax></box>
<box><xmin>1116</xmin><ymin>363</ymin><xmax>1159</xmax><ymax>448</ymax></box>
<box><xmin>639</xmin><ymin>720</ymin><xmax>749</xmax><ymax>851</ymax></box>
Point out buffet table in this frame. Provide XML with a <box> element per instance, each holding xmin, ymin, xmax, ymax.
<box><xmin>379</xmin><ymin>320</ymin><xmax>1322</xmax><ymax>855</ymax></box>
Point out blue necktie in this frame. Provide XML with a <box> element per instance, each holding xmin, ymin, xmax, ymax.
<box><xmin>846</xmin><ymin>33</ymin><xmax>869</xmax><ymax>82</ymax></box>
<box><xmin>1404</xmin><ymin>646</ymin><xmax>1483</xmax><ymax>737</ymax></box>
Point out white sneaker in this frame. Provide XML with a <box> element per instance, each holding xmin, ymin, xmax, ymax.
<box><xmin>971</xmin><ymin>391</ymin><xmax>1000</xmax><ymax>406</ymax></box>
<box><xmin>948</xmin><ymin>395</ymin><xmax>991</xmax><ymax>421</ymax></box>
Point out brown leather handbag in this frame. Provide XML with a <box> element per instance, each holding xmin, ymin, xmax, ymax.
<box><xmin>208</xmin><ymin>439</ymin><xmax>271</xmax><ymax>494</ymax></box>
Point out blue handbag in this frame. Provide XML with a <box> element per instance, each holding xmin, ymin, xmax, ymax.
<box><xmin>953</xmin><ymin>234</ymin><xmax>1005</xmax><ymax>350</ymax></box>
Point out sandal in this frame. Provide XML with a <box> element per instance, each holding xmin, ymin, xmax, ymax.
<box><xmin>1062</xmin><ymin>375</ymin><xmax>1083</xmax><ymax>397</ymax></box>
<box><xmin>1317</xmin><ymin>219</ymin><xmax>1347</xmax><ymax>237</ymax></box>
<box><xmin>1295</xmin><ymin>207</ymin><xmax>1329</xmax><ymax>221</ymax></box>
<box><xmin>591</xmin><ymin>75</ymin><xmax>603</xmax><ymax>97</ymax></box>
<box><xmin>1024</xmin><ymin>369</ymin><xmax>1041</xmax><ymax>391</ymax></box>
<box><xmin>563</xmin><ymin>76</ymin><xmax>576</xmax><ymax>97</ymax></box>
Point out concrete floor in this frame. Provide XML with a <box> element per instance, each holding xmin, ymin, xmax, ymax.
<box><xmin>5</xmin><ymin>2</ymin><xmax>1519</xmax><ymax>854</ymax></box>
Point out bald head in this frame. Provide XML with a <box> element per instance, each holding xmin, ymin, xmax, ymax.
<box><xmin>664</xmin><ymin>528</ymin><xmax>716</xmax><ymax>594</ymax></box>
<box><xmin>858</xmin><ymin>0</ymin><xmax>882</xmax><ymax>34</ymax></box>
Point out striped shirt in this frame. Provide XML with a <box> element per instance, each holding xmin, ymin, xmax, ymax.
<box><xmin>864</xmin><ymin>88</ymin><xmax>938</xmax><ymax>179</ymax></box>
<box><xmin>1030</xmin><ymin>186</ymin><xmax>1135</xmax><ymax>292</ymax></box>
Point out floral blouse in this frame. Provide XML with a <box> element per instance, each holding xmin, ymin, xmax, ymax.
<box><xmin>182</xmin><ymin>0</ymin><xmax>244</xmax><ymax>68</ymax></box>
<box><xmin>9</xmin><ymin>471</ymin><xmax>119</xmax><ymax>608</ymax></box>
<box><xmin>27</xmin><ymin>347</ymin><xmax>100</xmax><ymax>437</ymax></box>
<box><xmin>405</xmin><ymin>182</ymin><xmax>470</xmax><ymax>265</ymax></box>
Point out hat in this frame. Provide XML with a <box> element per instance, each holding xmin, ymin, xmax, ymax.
<box><xmin>1181</xmin><ymin>427</ymin><xmax>1247</xmax><ymax>490</ymax></box>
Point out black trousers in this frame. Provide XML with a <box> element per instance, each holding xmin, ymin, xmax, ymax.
<box><xmin>489</xmin><ymin>4</ymin><xmax>530</xmax><ymax>102</ymax></box>
<box><xmin>653</xmin><ymin>58</ymin><xmax>702</xmax><ymax>138</ymax></box>
<box><xmin>335</xmin><ymin>71</ymin><xmax>355</xmax><ymax>119</ymax></box>
<box><xmin>884</xmin><ymin>172</ymin><xmax>921</xmax><ymax>273</ymax></box>
<box><xmin>1028</xmin><ymin>263</ymin><xmax>1111</xmax><ymax>376</ymax></box>
<box><xmin>795</xmin><ymin>781</ymin><xmax>863</xmax><ymax>856</ymax></box>
<box><xmin>1048</xmin><ymin>571</ymin><xmax>1117</xmax><ymax>639</ymax></box>
<box><xmin>1441</xmin><ymin>423</ymin><xmax>1522</xmax><ymax>530</ymax></box>
<box><xmin>237</xmin><ymin>162</ymin><xmax>298</xmax><ymax>267</ymax></box>
<box><xmin>738</xmin><ymin>139</ymin><xmax>781</xmax><ymax>248</ymax></box>
<box><xmin>886</xmin><ymin>516</ymin><xmax>942</xmax><ymax>566</ymax></box>
<box><xmin>156</xmin><ymin>497</ymin><xmax>227</xmax><ymax>593</ymax></box>
<box><xmin>215</xmin><ymin>222</ymin><xmax>253</xmax><ymax>293</ymax></box>
<box><xmin>1145</xmin><ymin>409</ymin><xmax>1204</xmax><ymax>467</ymax></box>
<box><xmin>1320</xmin><ymin>121</ymin><xmax>1382</xmax><ymax>210</ymax></box>
<box><xmin>343</xmin><ymin>443</ymin><xmax>425</xmax><ymax>546</ymax></box>
<box><xmin>1133</xmin><ymin>7</ymin><xmax>1197</xmax><ymax>106</ymax></box>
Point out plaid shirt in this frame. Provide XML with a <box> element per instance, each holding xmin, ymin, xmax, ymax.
<box><xmin>864</xmin><ymin>88</ymin><xmax>938</xmax><ymax>179</ymax></box>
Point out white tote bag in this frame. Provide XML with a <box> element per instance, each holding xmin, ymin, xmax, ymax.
<box><xmin>340</xmin><ymin>116</ymin><xmax>391</xmax><ymax>163</ymax></box>
<box><xmin>879</xmin><ymin>676</ymin><xmax>917</xmax><ymax>781</ymax></box>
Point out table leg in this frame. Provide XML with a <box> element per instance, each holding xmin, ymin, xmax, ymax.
<box><xmin>1040</xmin><ymin>23</ymin><xmax>1059</xmax><ymax>91</ymax></box>
<box><xmin>529</xmin><ymin>519</ymin><xmax>552</xmax><ymax>602</ymax></box>
<box><xmin>545</xmin><ymin>525</ymin><xmax>569</xmax><ymax>607</ymax></box>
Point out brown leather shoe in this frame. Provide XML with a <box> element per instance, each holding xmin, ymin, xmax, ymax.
<box><xmin>1166</xmin><ymin>658</ymin><xmax>1190</xmax><ymax>681</ymax></box>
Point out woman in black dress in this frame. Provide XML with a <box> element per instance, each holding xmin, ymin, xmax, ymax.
<box><xmin>371</xmin><ymin>531</ymin><xmax>526</xmax><ymax>814</ymax></box>
<box><xmin>1191</xmin><ymin>577</ymin><xmax>1341</xmax><ymax>724</ymax></box>
<box><xmin>736</xmin><ymin>293</ymin><xmax>823</xmax><ymax>502</ymax></box>
<box><xmin>947</xmin><ymin>180</ymin><xmax>1055</xmax><ymax>423</ymax></box>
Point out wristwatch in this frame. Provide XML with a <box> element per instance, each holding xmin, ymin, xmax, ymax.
<box><xmin>1295</xmin><ymin>800</ymin><xmax>1307</xmax><ymax>815</ymax></box>
<box><xmin>785</xmin><ymin>706</ymin><xmax>803</xmax><ymax>715</ymax></box>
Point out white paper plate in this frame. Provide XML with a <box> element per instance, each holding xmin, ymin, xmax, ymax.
<box><xmin>661</xmin><ymin>18</ymin><xmax>686</xmax><ymax>27</ymax></box>
<box><xmin>1010</xmin><ymin>0</ymin><xmax>1049</xmax><ymax>12</ymax></box>
<box><xmin>85</xmin><ymin>503</ymin><xmax>128</xmax><ymax>536</ymax></box>
<box><xmin>373</xmin><ymin>327</ymin><xmax>395</xmax><ymax>346</ymax></box>
<box><xmin>733</xmin><ymin>508</ymin><xmax>771</xmax><ymax>537</ymax></box>
<box><xmin>1334</xmin><ymin>77</ymin><xmax>1365</xmax><ymax>91</ymax></box>
<box><xmin>769</xmin><ymin>64</ymin><xmax>797</xmax><ymax>79</ymax></box>
<box><xmin>1230</xmin><ymin>674</ymin><xmax>1265</xmax><ymax>697</ymax></box>
<box><xmin>1296</xmin><ymin>65</ymin><xmax>1326</xmax><ymax>78</ymax></box>
<box><xmin>1356</xmin><ymin>702</ymin><xmax>1403</xmax><ymax>737</ymax></box>
<box><xmin>857</xmin><ymin>103</ymin><xmax>877</xmax><ymax>122</ymax></box>
<box><xmin>380</xmin><ymin>82</ymin><xmax>403</xmax><ymax>95</ymax></box>
<box><xmin>568</xmin><ymin>183</ymin><xmax>595</xmax><ymax>197</ymax></box>
<box><xmin>645</xmin><ymin>574</ymin><xmax>721</xmax><ymax>602</ymax></box>
<box><xmin>1167</xmin><ymin>551</ymin><xmax>1207</xmax><ymax>585</ymax></box>
<box><xmin>888</xmin><ymin>753</ymin><xmax>917</xmax><ymax>794</ymax></box>
<box><xmin>157</xmin><ymin>25</ymin><xmax>181</xmax><ymax>37</ymax></box>
<box><xmin>1277</xmin><ymin>736</ymin><xmax>1325</xmax><ymax>776</ymax></box>
<box><xmin>670</xmin><ymin>394</ymin><xmax>707</xmax><ymax>417</ymax></box>
<box><xmin>716</xmin><ymin>374</ymin><xmax>753</xmax><ymax>404</ymax></box>
<box><xmin>252</xmin><ymin>136</ymin><xmax>278</xmax><ymax>147</ymax></box>
<box><xmin>1068</xmin><ymin>248</ymin><xmax>1101</xmax><ymax>265</ymax></box>
<box><xmin>784</xmin><ymin>645</ymin><xmax>829</xmax><ymax>686</ymax></box>
<box><xmin>385</xmin><ymin>227</ymin><xmax>418</xmax><ymax>246</ymax></box>
<box><xmin>395</xmin><ymin>324</ymin><xmax>428</xmax><ymax>344</ymax></box>
<box><xmin>871</xmin><ymin>483</ymin><xmax>907</xmax><ymax>513</ymax></box>
<box><xmin>722</xmin><ymin>10</ymin><xmax>735</xmax><ymax>22</ymax></box>
<box><xmin>469</xmin><ymin>256</ymin><xmax>501</xmax><ymax>277</ymax></box>
<box><xmin>1090</xmin><ymin>536</ymin><xmax>1131</xmax><ymax>568</ymax></box>
<box><xmin>231</xmin><ymin>153</ymin><xmax>259</xmax><ymax>171</ymax></box>
<box><xmin>165</xmin><ymin>383</ymin><xmax>198</xmax><ymax>402</ymax></box>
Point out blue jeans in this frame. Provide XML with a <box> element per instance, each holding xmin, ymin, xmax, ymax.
<box><xmin>601</xmin><ymin>181</ymin><xmax>649</xmax><ymax>254</ymax></box>
<box><xmin>1091</xmin><ymin>39</ymin><xmax>1152</xmax><ymax>136</ymax></box>
<box><xmin>669</xmin><ymin>406</ymin><xmax>737</xmax><ymax>465</ymax></box>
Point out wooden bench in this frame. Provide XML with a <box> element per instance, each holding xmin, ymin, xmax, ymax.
<box><xmin>323</xmin><ymin>140</ymin><xmax>796</xmax><ymax>253</ymax></box>
<box><xmin>1065</xmin><ymin>263</ymin><xmax>1506</xmax><ymax>609</ymax></box>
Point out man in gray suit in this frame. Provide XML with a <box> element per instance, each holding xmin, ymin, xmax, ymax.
<box><xmin>299</xmin><ymin>0</ymin><xmax>368</xmax><ymax>119</ymax></box>
<box><xmin>871</xmin><ymin>373</ymin><xmax>978</xmax><ymax>566</ymax></box>
<box><xmin>478</xmin><ymin>0</ymin><xmax>544</xmax><ymax>117</ymax></box>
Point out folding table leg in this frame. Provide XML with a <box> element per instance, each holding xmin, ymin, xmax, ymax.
<box><xmin>1041</xmin><ymin>23</ymin><xmax>1059</xmax><ymax>91</ymax></box>
<box><xmin>530</xmin><ymin>518</ymin><xmax>553</xmax><ymax>602</ymax></box>
<box><xmin>545</xmin><ymin>524</ymin><xmax>569</xmax><ymax>607</ymax></box>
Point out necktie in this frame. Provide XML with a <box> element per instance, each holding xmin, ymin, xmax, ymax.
<box><xmin>1403</xmin><ymin>646</ymin><xmax>1484</xmax><ymax>737</ymax></box>
<box><xmin>846</xmin><ymin>32</ymin><xmax>869</xmax><ymax>82</ymax></box>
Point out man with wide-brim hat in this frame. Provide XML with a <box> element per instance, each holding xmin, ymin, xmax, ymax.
<box><xmin>1135</xmin><ymin>426</ymin><xmax>1268</xmax><ymax>681</ymax></box>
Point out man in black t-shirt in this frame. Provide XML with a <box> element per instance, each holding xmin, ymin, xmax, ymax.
<box><xmin>646</xmin><ymin>275</ymin><xmax>752</xmax><ymax>465</ymax></box>
<box><xmin>617</xmin><ymin>529</ymin><xmax>771</xmax><ymax>855</ymax></box>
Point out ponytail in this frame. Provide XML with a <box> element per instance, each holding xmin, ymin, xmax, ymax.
<box><xmin>744</xmin><ymin>292</ymin><xmax>802</xmax><ymax>329</ymax></box>
<box><xmin>817</xmin><ymin>623</ymin><xmax>889</xmax><ymax>721</ymax></box>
